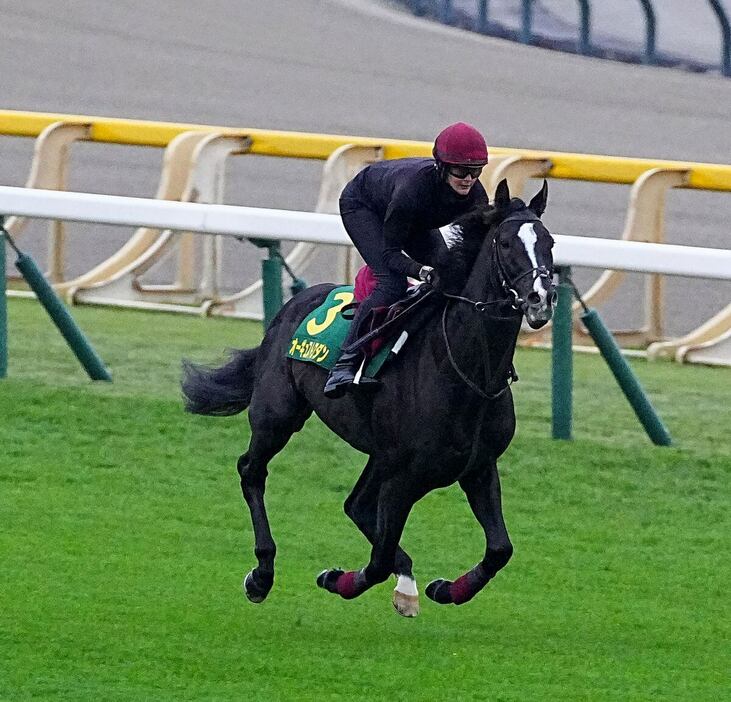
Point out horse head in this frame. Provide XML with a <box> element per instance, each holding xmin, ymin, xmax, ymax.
<box><xmin>488</xmin><ymin>178</ymin><xmax>556</xmax><ymax>329</ymax></box>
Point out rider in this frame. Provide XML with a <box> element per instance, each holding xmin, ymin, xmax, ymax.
<box><xmin>323</xmin><ymin>122</ymin><xmax>490</xmax><ymax>398</ymax></box>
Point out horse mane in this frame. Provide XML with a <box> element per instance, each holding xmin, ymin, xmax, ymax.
<box><xmin>437</xmin><ymin>197</ymin><xmax>528</xmax><ymax>293</ymax></box>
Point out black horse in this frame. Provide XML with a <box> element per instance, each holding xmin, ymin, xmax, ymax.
<box><xmin>182</xmin><ymin>179</ymin><xmax>555</xmax><ymax>617</ymax></box>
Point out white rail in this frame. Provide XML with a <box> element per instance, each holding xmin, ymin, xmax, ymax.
<box><xmin>1</xmin><ymin>186</ymin><xmax>731</xmax><ymax>280</ymax></box>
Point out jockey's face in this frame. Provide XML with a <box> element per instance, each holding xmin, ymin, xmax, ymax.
<box><xmin>445</xmin><ymin>167</ymin><xmax>482</xmax><ymax>196</ymax></box>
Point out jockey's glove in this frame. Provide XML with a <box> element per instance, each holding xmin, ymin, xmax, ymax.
<box><xmin>418</xmin><ymin>265</ymin><xmax>440</xmax><ymax>289</ymax></box>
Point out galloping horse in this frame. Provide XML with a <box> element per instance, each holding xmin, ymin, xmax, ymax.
<box><xmin>182</xmin><ymin>179</ymin><xmax>556</xmax><ymax>617</ymax></box>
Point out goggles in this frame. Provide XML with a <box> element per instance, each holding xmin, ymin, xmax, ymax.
<box><xmin>446</xmin><ymin>165</ymin><xmax>483</xmax><ymax>179</ymax></box>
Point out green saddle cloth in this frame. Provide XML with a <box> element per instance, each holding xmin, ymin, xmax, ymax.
<box><xmin>287</xmin><ymin>285</ymin><xmax>396</xmax><ymax>375</ymax></box>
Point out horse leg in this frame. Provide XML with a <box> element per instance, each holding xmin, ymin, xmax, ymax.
<box><xmin>426</xmin><ymin>459</ymin><xmax>513</xmax><ymax>606</ymax></box>
<box><xmin>240</xmin><ymin>391</ymin><xmax>311</xmax><ymax>604</ymax></box>
<box><xmin>318</xmin><ymin>475</ymin><xmax>416</xmax><ymax>602</ymax></box>
<box><xmin>340</xmin><ymin>459</ymin><xmax>419</xmax><ymax>617</ymax></box>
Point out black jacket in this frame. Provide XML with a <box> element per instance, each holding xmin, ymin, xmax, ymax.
<box><xmin>341</xmin><ymin>158</ymin><xmax>489</xmax><ymax>277</ymax></box>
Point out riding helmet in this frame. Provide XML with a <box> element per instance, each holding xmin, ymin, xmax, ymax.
<box><xmin>432</xmin><ymin>122</ymin><xmax>489</xmax><ymax>166</ymax></box>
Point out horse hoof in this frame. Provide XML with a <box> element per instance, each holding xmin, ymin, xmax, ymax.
<box><xmin>316</xmin><ymin>568</ymin><xmax>344</xmax><ymax>594</ymax></box>
<box><xmin>243</xmin><ymin>569</ymin><xmax>270</xmax><ymax>603</ymax></box>
<box><xmin>392</xmin><ymin>590</ymin><xmax>420</xmax><ymax>618</ymax></box>
<box><xmin>425</xmin><ymin>578</ymin><xmax>453</xmax><ymax>605</ymax></box>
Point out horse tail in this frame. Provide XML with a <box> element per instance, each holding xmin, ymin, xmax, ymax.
<box><xmin>181</xmin><ymin>347</ymin><xmax>259</xmax><ymax>416</ymax></box>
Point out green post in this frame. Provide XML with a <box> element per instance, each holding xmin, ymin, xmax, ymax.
<box><xmin>477</xmin><ymin>0</ymin><xmax>490</xmax><ymax>32</ymax></box>
<box><xmin>14</xmin><ymin>251</ymin><xmax>112</xmax><ymax>382</ymax></box>
<box><xmin>707</xmin><ymin>0</ymin><xmax>730</xmax><ymax>77</ymax></box>
<box><xmin>0</xmin><ymin>226</ymin><xmax>7</xmax><ymax>379</ymax></box>
<box><xmin>247</xmin><ymin>238</ymin><xmax>286</xmax><ymax>330</ymax></box>
<box><xmin>521</xmin><ymin>0</ymin><xmax>534</xmax><ymax>44</ymax></box>
<box><xmin>638</xmin><ymin>0</ymin><xmax>657</xmax><ymax>64</ymax></box>
<box><xmin>581</xmin><ymin>308</ymin><xmax>672</xmax><ymax>446</ymax></box>
<box><xmin>577</xmin><ymin>0</ymin><xmax>591</xmax><ymax>55</ymax></box>
<box><xmin>261</xmin><ymin>243</ymin><xmax>283</xmax><ymax>330</ymax></box>
<box><xmin>552</xmin><ymin>266</ymin><xmax>573</xmax><ymax>440</ymax></box>
<box><xmin>441</xmin><ymin>0</ymin><xmax>453</xmax><ymax>24</ymax></box>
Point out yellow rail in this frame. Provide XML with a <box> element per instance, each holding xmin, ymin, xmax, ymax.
<box><xmin>2</xmin><ymin>109</ymin><xmax>731</xmax><ymax>192</ymax></box>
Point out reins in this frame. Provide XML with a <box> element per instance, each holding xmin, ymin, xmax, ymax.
<box><xmin>442</xmin><ymin>292</ymin><xmax>521</xmax><ymax>319</ymax></box>
<box><xmin>439</xmin><ymin>212</ymin><xmax>550</xmax><ymax>400</ymax></box>
<box><xmin>440</xmin><ymin>299</ymin><xmax>518</xmax><ymax>401</ymax></box>
<box><xmin>439</xmin><ymin>292</ymin><xmax>517</xmax><ymax>480</ymax></box>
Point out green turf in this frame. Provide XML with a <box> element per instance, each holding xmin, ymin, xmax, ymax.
<box><xmin>1</xmin><ymin>298</ymin><xmax>729</xmax><ymax>701</ymax></box>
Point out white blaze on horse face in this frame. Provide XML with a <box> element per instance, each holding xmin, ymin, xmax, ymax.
<box><xmin>517</xmin><ymin>223</ymin><xmax>549</xmax><ymax>302</ymax></box>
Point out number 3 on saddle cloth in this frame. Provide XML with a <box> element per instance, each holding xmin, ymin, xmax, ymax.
<box><xmin>286</xmin><ymin>266</ymin><xmax>430</xmax><ymax>381</ymax></box>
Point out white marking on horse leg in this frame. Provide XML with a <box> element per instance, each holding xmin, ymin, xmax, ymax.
<box><xmin>393</xmin><ymin>575</ymin><xmax>420</xmax><ymax>617</ymax></box>
<box><xmin>394</xmin><ymin>574</ymin><xmax>418</xmax><ymax>596</ymax></box>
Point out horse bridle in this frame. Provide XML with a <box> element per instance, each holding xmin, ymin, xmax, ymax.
<box><xmin>492</xmin><ymin>212</ymin><xmax>554</xmax><ymax>310</ymax></box>
<box><xmin>443</xmin><ymin>213</ymin><xmax>553</xmax><ymax>313</ymax></box>
<box><xmin>441</xmin><ymin>212</ymin><xmax>555</xmax><ymax>399</ymax></box>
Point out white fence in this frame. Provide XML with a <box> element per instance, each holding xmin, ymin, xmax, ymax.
<box><xmin>2</xmin><ymin>186</ymin><xmax>731</xmax><ymax>280</ymax></box>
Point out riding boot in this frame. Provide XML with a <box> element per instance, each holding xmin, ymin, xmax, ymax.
<box><xmin>323</xmin><ymin>351</ymin><xmax>362</xmax><ymax>399</ymax></box>
<box><xmin>323</xmin><ymin>349</ymin><xmax>381</xmax><ymax>398</ymax></box>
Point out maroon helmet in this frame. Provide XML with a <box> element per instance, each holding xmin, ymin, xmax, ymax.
<box><xmin>432</xmin><ymin>122</ymin><xmax>488</xmax><ymax>166</ymax></box>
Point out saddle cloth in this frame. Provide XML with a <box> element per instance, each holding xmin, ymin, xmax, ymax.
<box><xmin>287</xmin><ymin>285</ymin><xmax>409</xmax><ymax>374</ymax></box>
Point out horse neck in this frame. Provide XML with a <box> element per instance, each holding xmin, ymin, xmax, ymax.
<box><xmin>448</xmin><ymin>234</ymin><xmax>522</xmax><ymax>380</ymax></box>
<box><xmin>462</xmin><ymin>232</ymin><xmax>501</xmax><ymax>304</ymax></box>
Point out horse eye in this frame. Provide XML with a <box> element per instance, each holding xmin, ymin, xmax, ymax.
<box><xmin>500</xmin><ymin>239</ymin><xmax>510</xmax><ymax>249</ymax></box>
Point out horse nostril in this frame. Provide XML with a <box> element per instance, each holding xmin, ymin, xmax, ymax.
<box><xmin>526</xmin><ymin>291</ymin><xmax>541</xmax><ymax>306</ymax></box>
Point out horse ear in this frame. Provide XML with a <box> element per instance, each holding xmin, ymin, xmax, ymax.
<box><xmin>529</xmin><ymin>179</ymin><xmax>548</xmax><ymax>217</ymax></box>
<box><xmin>494</xmin><ymin>178</ymin><xmax>510</xmax><ymax>211</ymax></box>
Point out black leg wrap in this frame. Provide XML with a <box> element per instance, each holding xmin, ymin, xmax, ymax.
<box><xmin>316</xmin><ymin>568</ymin><xmax>344</xmax><ymax>593</ymax></box>
<box><xmin>425</xmin><ymin>578</ymin><xmax>453</xmax><ymax>605</ymax></box>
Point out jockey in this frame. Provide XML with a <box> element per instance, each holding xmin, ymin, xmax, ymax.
<box><xmin>324</xmin><ymin>122</ymin><xmax>490</xmax><ymax>398</ymax></box>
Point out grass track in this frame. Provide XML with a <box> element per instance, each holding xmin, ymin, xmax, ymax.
<box><xmin>1</xmin><ymin>298</ymin><xmax>729</xmax><ymax>701</ymax></box>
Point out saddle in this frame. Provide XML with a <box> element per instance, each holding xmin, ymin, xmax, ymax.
<box><xmin>286</xmin><ymin>272</ymin><xmax>435</xmax><ymax>375</ymax></box>
<box><xmin>342</xmin><ymin>283</ymin><xmax>434</xmax><ymax>358</ymax></box>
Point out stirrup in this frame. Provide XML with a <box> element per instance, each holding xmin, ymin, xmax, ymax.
<box><xmin>323</xmin><ymin>352</ymin><xmax>360</xmax><ymax>399</ymax></box>
<box><xmin>323</xmin><ymin>369</ymin><xmax>355</xmax><ymax>398</ymax></box>
<box><xmin>352</xmin><ymin>356</ymin><xmax>381</xmax><ymax>390</ymax></box>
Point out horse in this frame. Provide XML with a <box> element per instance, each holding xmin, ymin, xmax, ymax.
<box><xmin>182</xmin><ymin>178</ymin><xmax>556</xmax><ymax>617</ymax></box>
